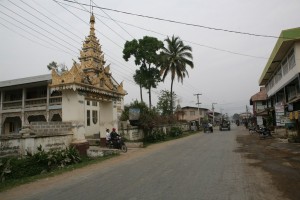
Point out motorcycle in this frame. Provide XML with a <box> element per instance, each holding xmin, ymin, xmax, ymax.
<box><xmin>106</xmin><ymin>136</ymin><xmax>127</xmax><ymax>153</ymax></box>
<box><xmin>256</xmin><ymin>126</ymin><xmax>272</xmax><ymax>139</ymax></box>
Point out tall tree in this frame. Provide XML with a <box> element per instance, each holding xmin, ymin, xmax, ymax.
<box><xmin>123</xmin><ymin>36</ymin><xmax>163</xmax><ymax>108</ymax></box>
<box><xmin>159</xmin><ymin>36</ymin><xmax>194</xmax><ymax>114</ymax></box>
<box><xmin>157</xmin><ymin>90</ymin><xmax>177</xmax><ymax>116</ymax></box>
<box><xmin>133</xmin><ymin>68</ymin><xmax>145</xmax><ymax>103</ymax></box>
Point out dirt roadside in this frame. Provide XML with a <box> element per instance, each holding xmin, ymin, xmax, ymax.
<box><xmin>236</xmin><ymin>130</ymin><xmax>300</xmax><ymax>200</ymax></box>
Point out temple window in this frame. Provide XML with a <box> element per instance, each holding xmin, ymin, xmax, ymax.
<box><xmin>92</xmin><ymin>101</ymin><xmax>97</xmax><ymax>106</ymax></box>
<box><xmin>87</xmin><ymin>101</ymin><xmax>90</xmax><ymax>105</ymax></box>
<box><xmin>92</xmin><ymin>110</ymin><xmax>98</xmax><ymax>124</ymax></box>
<box><xmin>87</xmin><ymin>110</ymin><xmax>90</xmax><ymax>126</ymax></box>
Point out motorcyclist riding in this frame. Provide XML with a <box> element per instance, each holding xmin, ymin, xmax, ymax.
<box><xmin>110</xmin><ymin>128</ymin><xmax>120</xmax><ymax>148</ymax></box>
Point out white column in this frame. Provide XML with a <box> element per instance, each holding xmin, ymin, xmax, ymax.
<box><xmin>21</xmin><ymin>88</ymin><xmax>26</xmax><ymax>126</ymax></box>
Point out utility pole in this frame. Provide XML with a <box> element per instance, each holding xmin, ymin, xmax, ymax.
<box><xmin>212</xmin><ymin>103</ymin><xmax>217</xmax><ymax>125</ymax></box>
<box><xmin>194</xmin><ymin>93</ymin><xmax>202</xmax><ymax>129</ymax></box>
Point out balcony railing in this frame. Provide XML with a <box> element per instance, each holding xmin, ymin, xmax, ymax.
<box><xmin>1</xmin><ymin>96</ymin><xmax>62</xmax><ymax>110</ymax></box>
<box><xmin>50</xmin><ymin>96</ymin><xmax>62</xmax><ymax>105</ymax></box>
<box><xmin>2</xmin><ymin>100</ymin><xmax>22</xmax><ymax>110</ymax></box>
<box><xmin>25</xmin><ymin>97</ymin><xmax>47</xmax><ymax>107</ymax></box>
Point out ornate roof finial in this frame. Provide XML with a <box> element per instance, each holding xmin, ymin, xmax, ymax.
<box><xmin>90</xmin><ymin>12</ymin><xmax>95</xmax><ymax>36</ymax></box>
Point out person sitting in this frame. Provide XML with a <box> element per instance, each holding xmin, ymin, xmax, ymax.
<box><xmin>105</xmin><ymin>129</ymin><xmax>111</xmax><ymax>146</ymax></box>
<box><xmin>110</xmin><ymin>128</ymin><xmax>120</xmax><ymax>148</ymax></box>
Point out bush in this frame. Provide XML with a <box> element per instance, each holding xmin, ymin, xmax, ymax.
<box><xmin>144</xmin><ymin>129</ymin><xmax>166</xmax><ymax>143</ymax></box>
<box><xmin>3</xmin><ymin>145</ymin><xmax>81</xmax><ymax>182</ymax></box>
<box><xmin>0</xmin><ymin>158</ymin><xmax>11</xmax><ymax>183</ymax></box>
<box><xmin>169</xmin><ymin>127</ymin><xmax>183</xmax><ymax>137</ymax></box>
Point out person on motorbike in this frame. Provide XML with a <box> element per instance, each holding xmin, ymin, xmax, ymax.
<box><xmin>208</xmin><ymin>122</ymin><xmax>213</xmax><ymax>133</ymax></box>
<box><xmin>110</xmin><ymin>128</ymin><xmax>120</xmax><ymax>148</ymax></box>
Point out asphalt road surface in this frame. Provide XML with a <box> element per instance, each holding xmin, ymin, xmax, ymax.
<box><xmin>1</xmin><ymin>125</ymin><xmax>286</xmax><ymax>200</ymax></box>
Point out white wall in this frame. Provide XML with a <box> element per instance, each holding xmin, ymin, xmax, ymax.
<box><xmin>99</xmin><ymin>101</ymin><xmax>114</xmax><ymax>138</ymax></box>
<box><xmin>267</xmin><ymin>43</ymin><xmax>300</xmax><ymax>97</ymax></box>
<box><xmin>62</xmin><ymin>90</ymin><xmax>85</xmax><ymax>122</ymax></box>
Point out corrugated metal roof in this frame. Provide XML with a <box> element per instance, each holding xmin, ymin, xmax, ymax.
<box><xmin>0</xmin><ymin>74</ymin><xmax>51</xmax><ymax>88</ymax></box>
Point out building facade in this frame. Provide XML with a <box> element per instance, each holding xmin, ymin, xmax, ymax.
<box><xmin>259</xmin><ymin>28</ymin><xmax>300</xmax><ymax>127</ymax></box>
<box><xmin>0</xmin><ymin>14</ymin><xmax>126</xmax><ymax>139</ymax></box>
<box><xmin>250</xmin><ymin>87</ymin><xmax>268</xmax><ymax>126</ymax></box>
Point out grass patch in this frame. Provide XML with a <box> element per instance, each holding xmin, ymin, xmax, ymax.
<box><xmin>0</xmin><ymin>154</ymin><xmax>119</xmax><ymax>192</ymax></box>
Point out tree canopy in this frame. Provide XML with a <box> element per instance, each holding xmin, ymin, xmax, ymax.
<box><xmin>159</xmin><ymin>35</ymin><xmax>194</xmax><ymax>114</ymax></box>
<box><xmin>123</xmin><ymin>36</ymin><xmax>164</xmax><ymax>108</ymax></box>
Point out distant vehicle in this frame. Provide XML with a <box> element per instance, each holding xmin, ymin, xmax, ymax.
<box><xmin>219</xmin><ymin>120</ymin><xmax>231</xmax><ymax>131</ymax></box>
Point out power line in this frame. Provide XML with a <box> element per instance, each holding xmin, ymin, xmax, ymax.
<box><xmin>53</xmin><ymin>0</ymin><xmax>123</xmax><ymax>49</ymax></box>
<box><xmin>92</xmin><ymin>1</ymin><xmax>135</xmax><ymax>39</ymax></box>
<box><xmin>73</xmin><ymin>0</ymin><xmax>128</xmax><ymax>41</ymax></box>
<box><xmin>21</xmin><ymin>0</ymin><xmax>83</xmax><ymax>41</ymax></box>
<box><xmin>0</xmin><ymin>3</ymin><xmax>78</xmax><ymax>54</ymax></box>
<box><xmin>0</xmin><ymin>9</ymin><xmax>78</xmax><ymax>55</ymax></box>
<box><xmin>60</xmin><ymin>0</ymin><xmax>290</xmax><ymax>39</ymax></box>
<box><xmin>55</xmin><ymin>0</ymin><xmax>270</xmax><ymax>60</ymax></box>
<box><xmin>8</xmin><ymin>0</ymin><xmax>81</xmax><ymax>48</ymax></box>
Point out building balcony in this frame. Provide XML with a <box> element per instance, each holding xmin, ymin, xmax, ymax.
<box><xmin>1</xmin><ymin>96</ymin><xmax>62</xmax><ymax>110</ymax></box>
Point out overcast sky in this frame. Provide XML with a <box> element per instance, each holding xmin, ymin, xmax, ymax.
<box><xmin>1</xmin><ymin>0</ymin><xmax>300</xmax><ymax>116</ymax></box>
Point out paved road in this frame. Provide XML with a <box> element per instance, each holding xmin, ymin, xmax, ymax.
<box><xmin>1</xmin><ymin>125</ymin><xmax>285</xmax><ymax>200</ymax></box>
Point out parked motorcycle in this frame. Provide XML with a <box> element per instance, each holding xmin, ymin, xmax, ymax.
<box><xmin>107</xmin><ymin>136</ymin><xmax>127</xmax><ymax>153</ymax></box>
<box><xmin>256</xmin><ymin>126</ymin><xmax>272</xmax><ymax>139</ymax></box>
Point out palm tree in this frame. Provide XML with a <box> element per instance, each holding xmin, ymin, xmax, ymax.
<box><xmin>160</xmin><ymin>35</ymin><xmax>194</xmax><ymax>114</ymax></box>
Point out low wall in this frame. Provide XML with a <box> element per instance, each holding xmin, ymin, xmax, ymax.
<box><xmin>119</xmin><ymin>121</ymin><xmax>190</xmax><ymax>142</ymax></box>
<box><xmin>0</xmin><ymin>121</ymin><xmax>74</xmax><ymax>157</ymax></box>
<box><xmin>0</xmin><ymin>134</ymin><xmax>73</xmax><ymax>157</ymax></box>
<box><xmin>30</xmin><ymin>122</ymin><xmax>72</xmax><ymax>135</ymax></box>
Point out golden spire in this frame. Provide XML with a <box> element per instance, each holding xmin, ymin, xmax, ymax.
<box><xmin>90</xmin><ymin>13</ymin><xmax>95</xmax><ymax>36</ymax></box>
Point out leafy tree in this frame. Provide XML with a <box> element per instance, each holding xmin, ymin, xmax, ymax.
<box><xmin>47</xmin><ymin>61</ymin><xmax>58</xmax><ymax>70</ymax></box>
<box><xmin>123</xmin><ymin>36</ymin><xmax>164</xmax><ymax>108</ymax></box>
<box><xmin>159</xmin><ymin>35</ymin><xmax>194</xmax><ymax>114</ymax></box>
<box><xmin>47</xmin><ymin>61</ymin><xmax>68</xmax><ymax>73</ymax></box>
<box><xmin>157</xmin><ymin>90</ymin><xmax>177</xmax><ymax>116</ymax></box>
<box><xmin>133</xmin><ymin>68</ymin><xmax>145</xmax><ymax>103</ymax></box>
<box><xmin>232</xmin><ymin>113</ymin><xmax>240</xmax><ymax>121</ymax></box>
<box><xmin>120</xmin><ymin>100</ymin><xmax>160</xmax><ymax>136</ymax></box>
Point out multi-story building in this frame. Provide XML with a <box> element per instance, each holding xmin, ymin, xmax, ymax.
<box><xmin>250</xmin><ymin>87</ymin><xmax>268</xmax><ymax>126</ymax></box>
<box><xmin>259</xmin><ymin>28</ymin><xmax>300</xmax><ymax>127</ymax></box>
<box><xmin>0</xmin><ymin>13</ymin><xmax>126</xmax><ymax>139</ymax></box>
<box><xmin>176</xmin><ymin>106</ymin><xmax>208</xmax><ymax>122</ymax></box>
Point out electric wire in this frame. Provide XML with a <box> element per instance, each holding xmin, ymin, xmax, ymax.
<box><xmin>1</xmin><ymin>0</ymin><xmax>249</xmax><ymax>113</ymax></box>
<box><xmin>60</xmin><ymin>0</ymin><xmax>290</xmax><ymax>39</ymax></box>
<box><xmin>73</xmin><ymin>0</ymin><xmax>128</xmax><ymax>41</ymax></box>
<box><xmin>9</xmin><ymin>0</ymin><xmax>81</xmax><ymax>47</ymax></box>
<box><xmin>53</xmin><ymin>0</ymin><xmax>123</xmax><ymax>49</ymax></box>
<box><xmin>91</xmin><ymin>1</ymin><xmax>135</xmax><ymax>39</ymax></box>
<box><xmin>0</xmin><ymin>3</ymin><xmax>78</xmax><ymax>54</ymax></box>
<box><xmin>0</xmin><ymin>9</ymin><xmax>78</xmax><ymax>55</ymax></box>
<box><xmin>21</xmin><ymin>0</ymin><xmax>83</xmax><ymax>41</ymax></box>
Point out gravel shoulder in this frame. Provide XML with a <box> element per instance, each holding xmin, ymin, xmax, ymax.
<box><xmin>236</xmin><ymin>128</ymin><xmax>300</xmax><ymax>200</ymax></box>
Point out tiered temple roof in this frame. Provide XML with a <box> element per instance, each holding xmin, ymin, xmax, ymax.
<box><xmin>50</xmin><ymin>13</ymin><xmax>126</xmax><ymax>99</ymax></box>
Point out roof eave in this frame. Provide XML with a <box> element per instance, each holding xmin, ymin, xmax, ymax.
<box><xmin>258</xmin><ymin>28</ymin><xmax>300</xmax><ymax>86</ymax></box>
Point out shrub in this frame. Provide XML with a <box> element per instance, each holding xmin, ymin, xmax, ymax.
<box><xmin>3</xmin><ymin>145</ymin><xmax>82</xmax><ymax>182</ymax></box>
<box><xmin>0</xmin><ymin>158</ymin><xmax>11</xmax><ymax>183</ymax></box>
<box><xmin>144</xmin><ymin>129</ymin><xmax>166</xmax><ymax>143</ymax></box>
<box><xmin>169</xmin><ymin>127</ymin><xmax>183</xmax><ymax>137</ymax></box>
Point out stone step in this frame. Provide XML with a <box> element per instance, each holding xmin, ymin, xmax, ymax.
<box><xmin>87</xmin><ymin>146</ymin><xmax>119</xmax><ymax>157</ymax></box>
<box><xmin>86</xmin><ymin>138</ymin><xmax>100</xmax><ymax>146</ymax></box>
